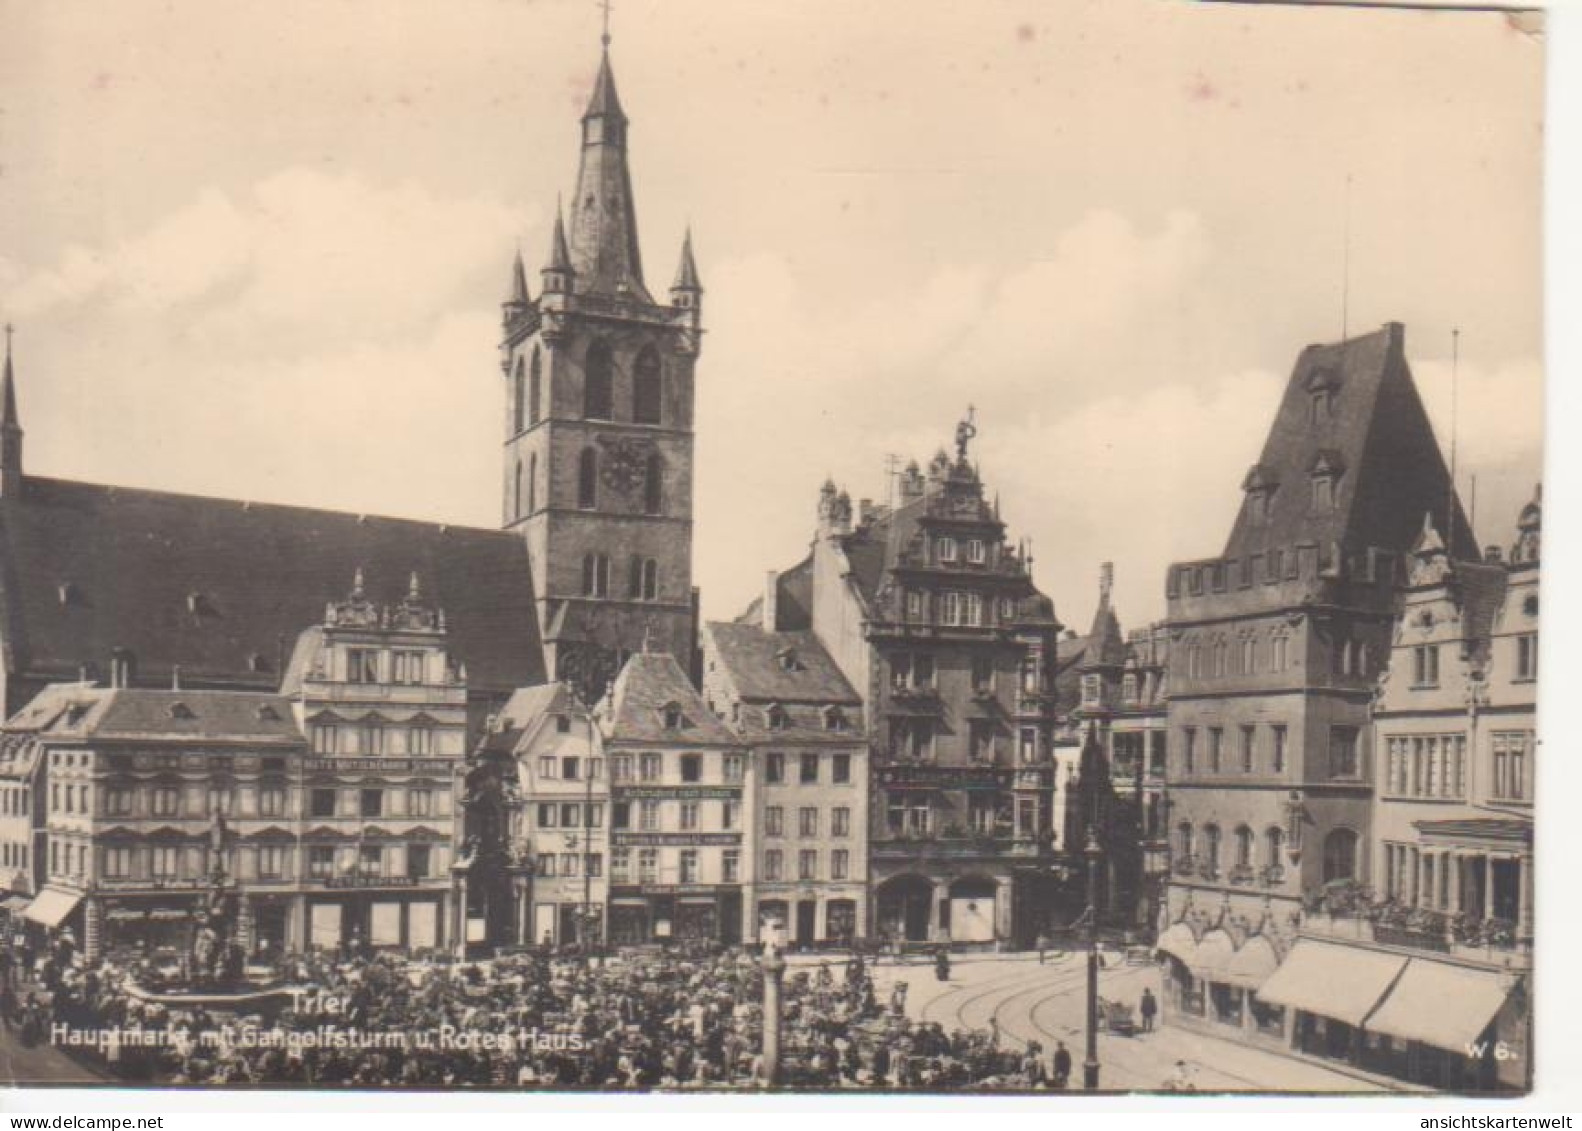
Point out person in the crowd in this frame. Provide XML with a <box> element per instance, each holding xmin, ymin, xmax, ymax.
<box><xmin>40</xmin><ymin>934</ymin><xmax>1050</xmax><ymax>1092</ymax></box>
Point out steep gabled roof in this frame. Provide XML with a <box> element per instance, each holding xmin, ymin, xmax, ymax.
<box><xmin>0</xmin><ymin>477</ymin><xmax>545</xmax><ymax>701</ymax></box>
<box><xmin>1224</xmin><ymin>324</ymin><xmax>1476</xmax><ymax>562</ymax></box>
<box><xmin>597</xmin><ymin>651</ymin><xmax>737</xmax><ymax>746</ymax></box>
<box><xmin>702</xmin><ymin>622</ymin><xmax>860</xmax><ymax>706</ymax></box>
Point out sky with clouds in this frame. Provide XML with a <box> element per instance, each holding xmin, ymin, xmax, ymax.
<box><xmin>0</xmin><ymin>0</ymin><xmax>1544</xmax><ymax>635</ymax></box>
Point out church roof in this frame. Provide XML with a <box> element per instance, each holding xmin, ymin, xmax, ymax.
<box><xmin>0</xmin><ymin>476</ymin><xmax>545</xmax><ymax>702</ymax></box>
<box><xmin>597</xmin><ymin>651</ymin><xmax>738</xmax><ymax>747</ymax></box>
<box><xmin>1223</xmin><ymin>323</ymin><xmax>1477</xmax><ymax>562</ymax></box>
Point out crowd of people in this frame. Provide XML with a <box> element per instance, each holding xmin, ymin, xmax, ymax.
<box><xmin>1</xmin><ymin>932</ymin><xmax>1071</xmax><ymax>1091</ymax></box>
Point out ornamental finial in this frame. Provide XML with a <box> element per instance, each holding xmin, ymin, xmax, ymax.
<box><xmin>955</xmin><ymin>405</ymin><xmax>977</xmax><ymax>463</ymax></box>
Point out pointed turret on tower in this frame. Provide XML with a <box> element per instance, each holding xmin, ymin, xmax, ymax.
<box><xmin>504</xmin><ymin>248</ymin><xmax>531</xmax><ymax>313</ymax></box>
<box><xmin>671</xmin><ymin>228</ymin><xmax>702</xmax><ymax>307</ymax></box>
<box><xmin>541</xmin><ymin>203</ymin><xmax>575</xmax><ymax>296</ymax></box>
<box><xmin>1</xmin><ymin>323</ymin><xmax>25</xmax><ymax>500</ymax></box>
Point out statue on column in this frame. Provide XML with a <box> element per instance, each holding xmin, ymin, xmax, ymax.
<box><xmin>192</xmin><ymin>809</ymin><xmax>235</xmax><ymax>983</ymax></box>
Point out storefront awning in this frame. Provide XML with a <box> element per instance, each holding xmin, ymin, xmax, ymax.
<box><xmin>1221</xmin><ymin>933</ymin><xmax>1280</xmax><ymax>991</ymax></box>
<box><xmin>1255</xmin><ymin>939</ymin><xmax>1406</xmax><ymax>1026</ymax></box>
<box><xmin>1365</xmin><ymin>959</ymin><xmax>1512</xmax><ymax>1052</ymax></box>
<box><xmin>1192</xmin><ymin>930</ymin><xmax>1236</xmax><ymax>982</ymax></box>
<box><xmin>22</xmin><ymin>887</ymin><xmax>82</xmax><ymax>928</ymax></box>
<box><xmin>0</xmin><ymin>894</ymin><xmax>30</xmax><ymax>913</ymax></box>
<box><xmin>1155</xmin><ymin>921</ymin><xmax>1197</xmax><ymax>962</ymax></box>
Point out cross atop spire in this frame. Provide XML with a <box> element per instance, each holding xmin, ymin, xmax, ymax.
<box><xmin>600</xmin><ymin>0</ymin><xmax>613</xmax><ymax>48</ymax></box>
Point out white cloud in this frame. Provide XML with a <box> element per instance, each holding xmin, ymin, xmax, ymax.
<box><xmin>3</xmin><ymin>169</ymin><xmax>531</xmax><ymax>355</ymax></box>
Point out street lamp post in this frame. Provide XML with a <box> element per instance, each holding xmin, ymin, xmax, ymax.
<box><xmin>1084</xmin><ymin>829</ymin><xmax>1103</xmax><ymax>1091</ymax></box>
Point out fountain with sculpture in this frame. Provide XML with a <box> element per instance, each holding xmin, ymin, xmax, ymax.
<box><xmin>124</xmin><ymin>810</ymin><xmax>291</xmax><ymax>1013</ymax></box>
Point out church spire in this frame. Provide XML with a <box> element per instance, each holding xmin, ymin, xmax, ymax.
<box><xmin>1</xmin><ymin>324</ymin><xmax>24</xmax><ymax>499</ymax></box>
<box><xmin>567</xmin><ymin>44</ymin><xmax>648</xmax><ymax>301</ymax></box>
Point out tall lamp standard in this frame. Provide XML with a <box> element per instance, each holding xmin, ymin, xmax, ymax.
<box><xmin>1084</xmin><ymin>829</ymin><xmax>1103</xmax><ymax>1091</ymax></box>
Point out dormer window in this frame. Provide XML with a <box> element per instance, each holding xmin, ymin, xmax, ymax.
<box><xmin>766</xmin><ymin>705</ymin><xmax>790</xmax><ymax>731</ymax></box>
<box><xmin>556</xmin><ymin>714</ymin><xmax>571</xmax><ymax>733</ymax></box>
<box><xmin>1242</xmin><ymin>465</ymin><xmax>1278</xmax><ymax>524</ymax></box>
<box><xmin>256</xmin><ymin>705</ymin><xmax>280</xmax><ymax>722</ymax></box>
<box><xmin>57</xmin><ymin>581</ymin><xmax>82</xmax><ymax>607</ymax></box>
<box><xmin>168</xmin><ymin>702</ymin><xmax>195</xmax><ymax>720</ymax></box>
<box><xmin>823</xmin><ymin>706</ymin><xmax>848</xmax><ymax>732</ymax></box>
<box><xmin>1306</xmin><ymin>367</ymin><xmax>1341</xmax><ymax>423</ymax></box>
<box><xmin>966</xmin><ymin>539</ymin><xmax>986</xmax><ymax>565</ymax></box>
<box><xmin>662</xmin><ymin>703</ymin><xmax>686</xmax><ymax>731</ymax></box>
<box><xmin>776</xmin><ymin>648</ymin><xmax>804</xmax><ymax>673</ymax></box>
<box><xmin>937</xmin><ymin>536</ymin><xmax>958</xmax><ymax>564</ymax></box>
<box><xmin>1309</xmin><ymin>451</ymin><xmax>1345</xmax><ymax>512</ymax></box>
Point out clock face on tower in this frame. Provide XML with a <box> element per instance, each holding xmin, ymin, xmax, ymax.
<box><xmin>597</xmin><ymin>435</ymin><xmax>654</xmax><ymax>496</ymax></box>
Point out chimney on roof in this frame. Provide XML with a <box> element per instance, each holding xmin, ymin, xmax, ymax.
<box><xmin>1484</xmin><ymin>545</ymin><xmax>1504</xmax><ymax>565</ymax></box>
<box><xmin>763</xmin><ymin>570</ymin><xmax>779</xmax><ymax>632</ymax></box>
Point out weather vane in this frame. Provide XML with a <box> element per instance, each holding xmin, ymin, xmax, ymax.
<box><xmin>600</xmin><ymin>0</ymin><xmax>613</xmax><ymax>47</ymax></box>
<box><xmin>955</xmin><ymin>404</ymin><xmax>977</xmax><ymax>463</ymax></box>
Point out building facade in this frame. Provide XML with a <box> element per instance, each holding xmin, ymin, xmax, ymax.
<box><xmin>750</xmin><ymin>420</ymin><xmax>1064</xmax><ymax>946</ymax></box>
<box><xmin>487</xmin><ymin>683</ymin><xmax>608</xmax><ymax>949</ymax></box>
<box><xmin>1160</xmin><ymin>324</ymin><xmax>1475</xmax><ymax>965</ymax></box>
<box><xmin>282</xmin><ymin>571</ymin><xmax>469</xmax><ymax>953</ymax></box>
<box><xmin>701</xmin><ymin>616</ymin><xmax>868</xmax><ymax>946</ymax></box>
<box><xmin>598</xmin><ymin>652</ymin><xmax>748</xmax><ymax>945</ymax></box>
<box><xmin>498</xmin><ymin>43</ymin><xmax>704</xmax><ymax>703</ymax></box>
<box><xmin>6</xmin><ymin>682</ymin><xmax>304</xmax><ymax>960</ymax></box>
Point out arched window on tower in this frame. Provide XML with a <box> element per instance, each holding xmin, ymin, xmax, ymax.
<box><xmin>633</xmin><ymin>347</ymin><xmax>662</xmax><ymax>425</ymax></box>
<box><xmin>578</xmin><ymin>447</ymin><xmax>598</xmax><ymax>510</ymax></box>
<box><xmin>643</xmin><ymin>452</ymin><xmax>663</xmax><ymax>515</ymax></box>
<box><xmin>529</xmin><ymin>346</ymin><xmax>543</xmax><ymax>426</ymax></box>
<box><xmin>514</xmin><ymin>459</ymin><xmax>524</xmax><ymax>518</ymax></box>
<box><xmin>585</xmin><ymin>340</ymin><xmax>614</xmax><ymax>420</ymax></box>
<box><xmin>527</xmin><ymin>453</ymin><xmax>537</xmax><ymax>514</ymax></box>
<box><xmin>513</xmin><ymin>358</ymin><xmax>526</xmax><ymax>434</ymax></box>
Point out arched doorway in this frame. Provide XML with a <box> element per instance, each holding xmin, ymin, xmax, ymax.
<box><xmin>876</xmin><ymin>874</ymin><xmax>934</xmax><ymax>943</ymax></box>
<box><xmin>947</xmin><ymin>876</ymin><xmax>999</xmax><ymax>943</ymax></box>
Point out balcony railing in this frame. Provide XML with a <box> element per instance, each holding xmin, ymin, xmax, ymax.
<box><xmin>1301</xmin><ymin>897</ymin><xmax>1529</xmax><ymax>962</ymax></box>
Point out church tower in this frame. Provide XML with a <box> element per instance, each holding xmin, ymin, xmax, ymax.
<box><xmin>499</xmin><ymin>37</ymin><xmax>703</xmax><ymax>703</ymax></box>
